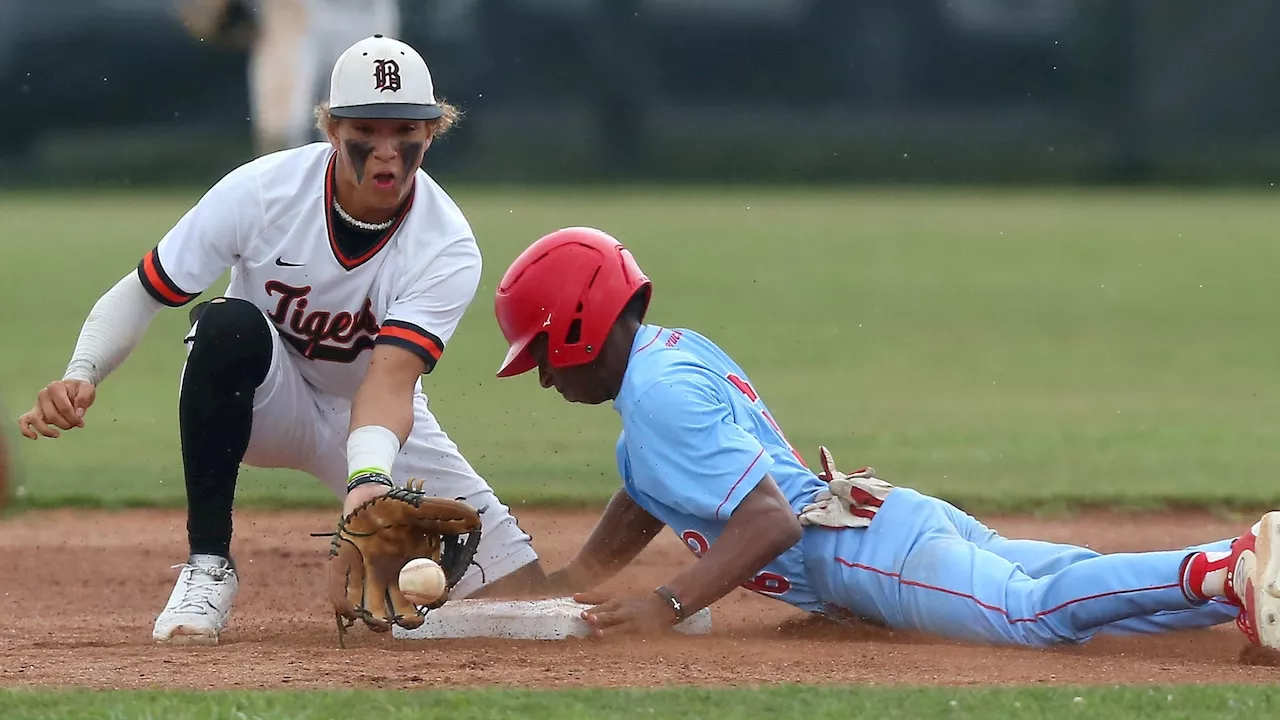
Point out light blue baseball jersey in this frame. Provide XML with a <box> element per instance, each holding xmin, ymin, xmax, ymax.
<box><xmin>613</xmin><ymin>324</ymin><xmax>828</xmax><ymax>612</ymax></box>
<box><xmin>610</xmin><ymin>324</ymin><xmax>1239</xmax><ymax>645</ymax></box>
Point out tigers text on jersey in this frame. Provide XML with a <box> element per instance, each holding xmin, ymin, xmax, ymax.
<box><xmin>135</xmin><ymin>142</ymin><xmax>481</xmax><ymax>400</ymax></box>
<box><xmin>612</xmin><ymin>324</ymin><xmax>830</xmax><ymax>613</ymax></box>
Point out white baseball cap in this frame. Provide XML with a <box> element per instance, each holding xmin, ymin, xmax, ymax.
<box><xmin>328</xmin><ymin>34</ymin><xmax>442</xmax><ymax>120</ymax></box>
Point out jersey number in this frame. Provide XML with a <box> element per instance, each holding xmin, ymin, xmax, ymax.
<box><xmin>725</xmin><ymin>373</ymin><xmax>806</xmax><ymax>467</ymax></box>
<box><xmin>682</xmin><ymin>530</ymin><xmax>793</xmax><ymax>597</ymax></box>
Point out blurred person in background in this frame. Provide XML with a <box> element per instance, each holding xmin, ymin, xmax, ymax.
<box><xmin>251</xmin><ymin>0</ymin><xmax>402</xmax><ymax>154</ymax></box>
<box><xmin>179</xmin><ymin>0</ymin><xmax>401</xmax><ymax>155</ymax></box>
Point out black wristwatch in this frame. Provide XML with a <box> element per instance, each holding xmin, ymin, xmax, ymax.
<box><xmin>654</xmin><ymin>586</ymin><xmax>685</xmax><ymax>624</ymax></box>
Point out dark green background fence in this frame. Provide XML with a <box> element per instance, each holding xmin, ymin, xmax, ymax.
<box><xmin>2</xmin><ymin>0</ymin><xmax>1277</xmax><ymax>187</ymax></box>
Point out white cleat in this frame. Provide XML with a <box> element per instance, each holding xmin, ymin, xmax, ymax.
<box><xmin>152</xmin><ymin>554</ymin><xmax>239</xmax><ymax>645</ymax></box>
<box><xmin>1228</xmin><ymin>511</ymin><xmax>1280</xmax><ymax>649</ymax></box>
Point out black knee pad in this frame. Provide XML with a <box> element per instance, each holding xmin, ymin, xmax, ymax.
<box><xmin>186</xmin><ymin>297</ymin><xmax>272</xmax><ymax>388</ymax></box>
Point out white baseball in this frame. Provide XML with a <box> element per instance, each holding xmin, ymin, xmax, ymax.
<box><xmin>399</xmin><ymin>557</ymin><xmax>447</xmax><ymax>605</ymax></box>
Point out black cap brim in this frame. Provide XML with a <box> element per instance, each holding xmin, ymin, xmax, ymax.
<box><xmin>329</xmin><ymin>103</ymin><xmax>443</xmax><ymax>121</ymax></box>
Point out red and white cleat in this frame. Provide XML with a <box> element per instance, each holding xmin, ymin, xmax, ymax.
<box><xmin>1226</xmin><ymin>512</ymin><xmax>1280</xmax><ymax>649</ymax></box>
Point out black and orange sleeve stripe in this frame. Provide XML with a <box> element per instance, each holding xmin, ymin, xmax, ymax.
<box><xmin>136</xmin><ymin>247</ymin><xmax>199</xmax><ymax>307</ymax></box>
<box><xmin>377</xmin><ymin>320</ymin><xmax>445</xmax><ymax>373</ymax></box>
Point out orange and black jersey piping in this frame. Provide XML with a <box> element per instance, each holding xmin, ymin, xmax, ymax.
<box><xmin>136</xmin><ymin>248</ymin><xmax>447</xmax><ymax>372</ymax></box>
<box><xmin>137</xmin><ymin>248</ymin><xmax>199</xmax><ymax>307</ymax></box>
<box><xmin>378</xmin><ymin>320</ymin><xmax>445</xmax><ymax>373</ymax></box>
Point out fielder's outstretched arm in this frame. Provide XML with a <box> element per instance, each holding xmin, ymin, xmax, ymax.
<box><xmin>20</xmin><ymin>161</ymin><xmax>259</xmax><ymax>439</ymax></box>
<box><xmin>18</xmin><ymin>272</ymin><xmax>164</xmax><ymax>438</ymax></box>
<box><xmin>342</xmin><ymin>344</ymin><xmax>423</xmax><ymax>512</ymax></box>
<box><xmin>339</xmin><ymin>238</ymin><xmax>483</xmax><ymax>515</ymax></box>
<box><xmin>63</xmin><ymin>272</ymin><xmax>165</xmax><ymax>385</ymax></box>
<box><xmin>545</xmin><ymin>488</ymin><xmax>666</xmax><ymax>594</ymax></box>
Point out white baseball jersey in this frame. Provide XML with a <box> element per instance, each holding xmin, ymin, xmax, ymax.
<box><xmin>137</xmin><ymin>142</ymin><xmax>481</xmax><ymax>400</ymax></box>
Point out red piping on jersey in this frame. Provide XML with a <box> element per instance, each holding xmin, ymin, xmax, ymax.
<box><xmin>323</xmin><ymin>152</ymin><xmax>415</xmax><ymax>271</ymax></box>
<box><xmin>633</xmin><ymin>327</ymin><xmax>663</xmax><ymax>355</ymax></box>
<box><xmin>715</xmin><ymin>447</ymin><xmax>767</xmax><ymax>520</ymax></box>
<box><xmin>833</xmin><ymin>557</ymin><xmax>1182</xmax><ymax>625</ymax></box>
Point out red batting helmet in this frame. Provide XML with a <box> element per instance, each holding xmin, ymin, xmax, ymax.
<box><xmin>494</xmin><ymin>227</ymin><xmax>651</xmax><ymax>378</ymax></box>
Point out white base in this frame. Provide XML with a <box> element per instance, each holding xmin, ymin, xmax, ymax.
<box><xmin>391</xmin><ymin>597</ymin><xmax>713</xmax><ymax>641</ymax></box>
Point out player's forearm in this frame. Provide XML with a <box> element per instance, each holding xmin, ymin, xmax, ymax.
<box><xmin>556</xmin><ymin>489</ymin><xmax>664</xmax><ymax>591</ymax></box>
<box><xmin>348</xmin><ymin>378</ymin><xmax>414</xmax><ymax>445</ymax></box>
<box><xmin>344</xmin><ymin>346</ymin><xmax>421</xmax><ymax>501</ymax></box>
<box><xmin>62</xmin><ymin>272</ymin><xmax>165</xmax><ymax>386</ymax></box>
<box><xmin>664</xmin><ymin>489</ymin><xmax>803</xmax><ymax>618</ymax></box>
<box><xmin>345</xmin><ymin>376</ymin><xmax>413</xmax><ymax>494</ymax></box>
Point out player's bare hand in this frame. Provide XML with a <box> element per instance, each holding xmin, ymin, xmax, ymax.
<box><xmin>18</xmin><ymin>380</ymin><xmax>96</xmax><ymax>439</ymax></box>
<box><xmin>577</xmin><ymin>592</ymin><xmax>676</xmax><ymax>638</ymax></box>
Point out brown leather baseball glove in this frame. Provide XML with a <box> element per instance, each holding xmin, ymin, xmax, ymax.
<box><xmin>324</xmin><ymin>481</ymin><xmax>482</xmax><ymax>646</ymax></box>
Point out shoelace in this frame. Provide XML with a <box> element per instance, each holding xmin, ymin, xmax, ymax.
<box><xmin>169</xmin><ymin>563</ymin><xmax>234</xmax><ymax>613</ymax></box>
<box><xmin>1238</xmin><ymin>611</ymin><xmax>1260</xmax><ymax>645</ymax></box>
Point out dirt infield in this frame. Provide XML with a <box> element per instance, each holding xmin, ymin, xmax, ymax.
<box><xmin>1</xmin><ymin>507</ymin><xmax>1275</xmax><ymax>689</ymax></box>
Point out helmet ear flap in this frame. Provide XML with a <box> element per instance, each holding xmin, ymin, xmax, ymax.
<box><xmin>631</xmin><ymin>285</ymin><xmax>653</xmax><ymax>324</ymax></box>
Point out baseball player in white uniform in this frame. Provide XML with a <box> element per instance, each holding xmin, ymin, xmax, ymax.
<box><xmin>250</xmin><ymin>0</ymin><xmax>401</xmax><ymax>154</ymax></box>
<box><xmin>17</xmin><ymin>34</ymin><xmax>548</xmax><ymax>644</ymax></box>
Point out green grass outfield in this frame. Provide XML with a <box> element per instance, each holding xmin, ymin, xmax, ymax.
<box><xmin>3</xmin><ymin>685</ymin><xmax>1280</xmax><ymax>720</ymax></box>
<box><xmin>3</xmin><ymin>187</ymin><xmax>1280</xmax><ymax>513</ymax></box>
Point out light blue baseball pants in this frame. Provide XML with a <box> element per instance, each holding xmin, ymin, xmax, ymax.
<box><xmin>802</xmin><ymin>488</ymin><xmax>1237</xmax><ymax>646</ymax></box>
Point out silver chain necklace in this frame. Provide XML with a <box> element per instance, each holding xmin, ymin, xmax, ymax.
<box><xmin>333</xmin><ymin>198</ymin><xmax>395</xmax><ymax>232</ymax></box>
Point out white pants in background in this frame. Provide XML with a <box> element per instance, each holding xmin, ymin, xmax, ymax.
<box><xmin>249</xmin><ymin>0</ymin><xmax>402</xmax><ymax>154</ymax></box>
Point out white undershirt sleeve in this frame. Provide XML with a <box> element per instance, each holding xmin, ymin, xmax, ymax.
<box><xmin>62</xmin><ymin>272</ymin><xmax>166</xmax><ymax>386</ymax></box>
